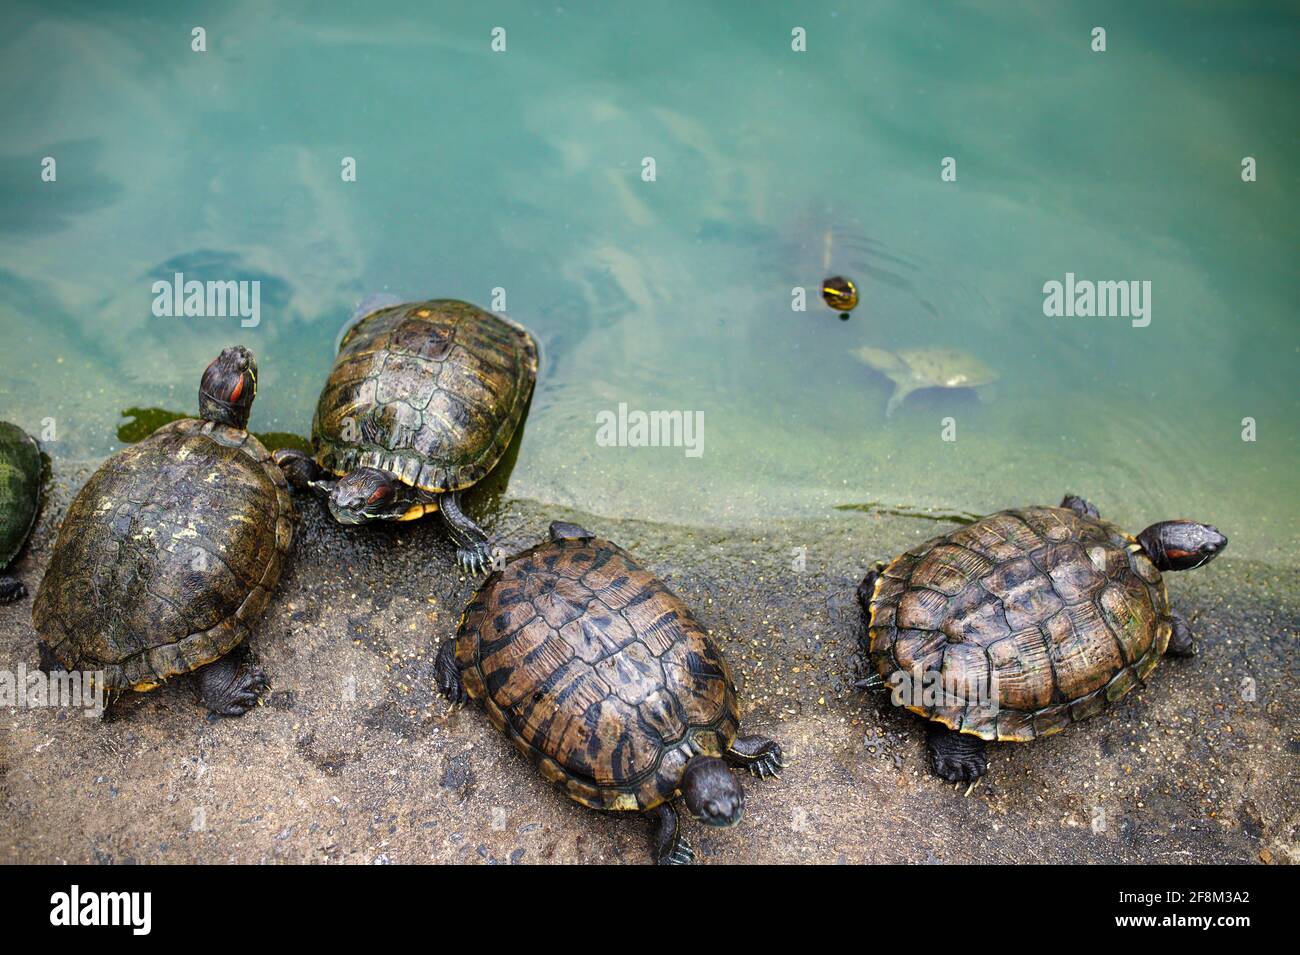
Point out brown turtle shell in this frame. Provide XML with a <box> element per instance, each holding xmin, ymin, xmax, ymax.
<box><xmin>865</xmin><ymin>506</ymin><xmax>1171</xmax><ymax>742</ymax></box>
<box><xmin>456</xmin><ymin>536</ymin><xmax>740</xmax><ymax>812</ymax></box>
<box><xmin>313</xmin><ymin>299</ymin><xmax>538</xmax><ymax>493</ymax></box>
<box><xmin>33</xmin><ymin>419</ymin><xmax>293</xmax><ymax>692</ymax></box>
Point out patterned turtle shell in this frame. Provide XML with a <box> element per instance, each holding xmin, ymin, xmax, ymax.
<box><xmin>313</xmin><ymin>299</ymin><xmax>538</xmax><ymax>493</ymax></box>
<box><xmin>33</xmin><ymin>420</ymin><xmax>293</xmax><ymax>692</ymax></box>
<box><xmin>864</xmin><ymin>506</ymin><xmax>1172</xmax><ymax>742</ymax></box>
<box><xmin>455</xmin><ymin>535</ymin><xmax>741</xmax><ymax>812</ymax></box>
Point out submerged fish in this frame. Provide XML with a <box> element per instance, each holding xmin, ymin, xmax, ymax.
<box><xmin>854</xmin><ymin>346</ymin><xmax>998</xmax><ymax>417</ymax></box>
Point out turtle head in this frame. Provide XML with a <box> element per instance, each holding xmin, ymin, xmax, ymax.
<box><xmin>681</xmin><ymin>756</ymin><xmax>744</xmax><ymax>828</ymax></box>
<box><xmin>322</xmin><ymin>467</ymin><xmax>406</xmax><ymax>524</ymax></box>
<box><xmin>1137</xmin><ymin>520</ymin><xmax>1227</xmax><ymax>572</ymax></box>
<box><xmin>199</xmin><ymin>346</ymin><xmax>257</xmax><ymax>429</ymax></box>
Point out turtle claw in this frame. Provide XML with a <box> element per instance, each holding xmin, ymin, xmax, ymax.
<box><xmin>930</xmin><ymin>752</ymin><xmax>986</xmax><ymax>784</ymax></box>
<box><xmin>660</xmin><ymin>840</ymin><xmax>695</xmax><ymax>866</ymax></box>
<box><xmin>438</xmin><ymin>680</ymin><xmax>467</xmax><ymax>706</ymax></box>
<box><xmin>746</xmin><ymin>746</ymin><xmax>785</xmax><ymax>780</ymax></box>
<box><xmin>438</xmin><ymin>681</ymin><xmax>467</xmax><ymax>707</ymax></box>
<box><xmin>456</xmin><ymin>542</ymin><xmax>493</xmax><ymax>576</ymax></box>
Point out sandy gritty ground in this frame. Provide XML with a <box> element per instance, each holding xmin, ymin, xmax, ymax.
<box><xmin>1</xmin><ymin>466</ymin><xmax>1296</xmax><ymax>864</ymax></box>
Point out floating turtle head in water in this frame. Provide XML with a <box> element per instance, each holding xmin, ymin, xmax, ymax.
<box><xmin>854</xmin><ymin>346</ymin><xmax>998</xmax><ymax>417</ymax></box>
<box><xmin>821</xmin><ymin>276</ymin><xmax>858</xmax><ymax>315</ymax></box>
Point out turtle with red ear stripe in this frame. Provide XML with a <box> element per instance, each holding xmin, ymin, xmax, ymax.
<box><xmin>856</xmin><ymin>495</ymin><xmax>1226</xmax><ymax>783</ymax></box>
<box><xmin>274</xmin><ymin>296</ymin><xmax>538</xmax><ymax>575</ymax></box>
<box><xmin>34</xmin><ymin>346</ymin><xmax>294</xmax><ymax>718</ymax></box>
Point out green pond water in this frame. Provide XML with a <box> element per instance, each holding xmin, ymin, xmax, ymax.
<box><xmin>1</xmin><ymin>1</ymin><xmax>1296</xmax><ymax>565</ymax></box>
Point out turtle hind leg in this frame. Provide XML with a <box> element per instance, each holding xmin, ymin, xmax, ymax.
<box><xmin>0</xmin><ymin>574</ymin><xmax>26</xmax><ymax>604</ymax></box>
<box><xmin>725</xmin><ymin>735</ymin><xmax>785</xmax><ymax>779</ymax></box>
<box><xmin>1166</xmin><ymin>610</ymin><xmax>1196</xmax><ymax>657</ymax></box>
<box><xmin>197</xmin><ymin>646</ymin><xmax>267</xmax><ymax>717</ymax></box>
<box><xmin>925</xmin><ymin>724</ymin><xmax>988</xmax><ymax>783</ymax></box>
<box><xmin>434</xmin><ymin>638</ymin><xmax>466</xmax><ymax>704</ymax></box>
<box><xmin>883</xmin><ymin>380</ymin><xmax>919</xmax><ymax>418</ymax></box>
<box><xmin>648</xmin><ymin>803</ymin><xmax>693</xmax><ymax>865</ymax></box>
<box><xmin>1061</xmin><ymin>494</ymin><xmax>1100</xmax><ymax>519</ymax></box>
<box><xmin>439</xmin><ymin>491</ymin><xmax>492</xmax><ymax>575</ymax></box>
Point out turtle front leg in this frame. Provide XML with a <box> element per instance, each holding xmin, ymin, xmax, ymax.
<box><xmin>648</xmin><ymin>803</ymin><xmax>694</xmax><ymax>865</ymax></box>
<box><xmin>438</xmin><ymin>491</ymin><xmax>493</xmax><ymax>574</ymax></box>
<box><xmin>197</xmin><ymin>646</ymin><xmax>268</xmax><ymax>716</ymax></box>
<box><xmin>1166</xmin><ymin>610</ymin><xmax>1196</xmax><ymax>657</ymax></box>
<box><xmin>0</xmin><ymin>574</ymin><xmax>27</xmax><ymax>605</ymax></box>
<box><xmin>725</xmin><ymin>735</ymin><xmax>785</xmax><ymax>779</ymax></box>
<box><xmin>272</xmin><ymin>448</ymin><xmax>329</xmax><ymax>492</ymax></box>
<box><xmin>926</xmin><ymin>724</ymin><xmax>988</xmax><ymax>783</ymax></box>
<box><xmin>434</xmin><ymin>638</ymin><xmax>466</xmax><ymax>704</ymax></box>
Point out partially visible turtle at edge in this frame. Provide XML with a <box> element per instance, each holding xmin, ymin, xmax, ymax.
<box><xmin>276</xmin><ymin>295</ymin><xmax>538</xmax><ymax>574</ymax></box>
<box><xmin>855</xmin><ymin>345</ymin><xmax>998</xmax><ymax>417</ymax></box>
<box><xmin>0</xmin><ymin>421</ymin><xmax>43</xmax><ymax>604</ymax></box>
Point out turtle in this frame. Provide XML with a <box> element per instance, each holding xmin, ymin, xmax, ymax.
<box><xmin>32</xmin><ymin>346</ymin><xmax>292</xmax><ymax>717</ymax></box>
<box><xmin>275</xmin><ymin>296</ymin><xmax>538</xmax><ymax>574</ymax></box>
<box><xmin>854</xmin><ymin>345</ymin><xmax>998</xmax><ymax>417</ymax></box>
<box><xmin>435</xmin><ymin>521</ymin><xmax>785</xmax><ymax>864</ymax></box>
<box><xmin>855</xmin><ymin>494</ymin><xmax>1227</xmax><ymax>783</ymax></box>
<box><xmin>0</xmin><ymin>421</ymin><xmax>43</xmax><ymax>604</ymax></box>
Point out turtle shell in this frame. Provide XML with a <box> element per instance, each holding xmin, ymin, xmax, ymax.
<box><xmin>0</xmin><ymin>421</ymin><xmax>42</xmax><ymax>569</ymax></box>
<box><xmin>455</xmin><ymin>536</ymin><xmax>740</xmax><ymax>812</ymax></box>
<box><xmin>33</xmin><ymin>419</ymin><xmax>293</xmax><ymax>692</ymax></box>
<box><xmin>313</xmin><ymin>299</ymin><xmax>538</xmax><ymax>493</ymax></box>
<box><xmin>865</xmin><ymin>506</ymin><xmax>1171</xmax><ymax>742</ymax></box>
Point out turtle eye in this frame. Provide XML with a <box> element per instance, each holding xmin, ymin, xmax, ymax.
<box><xmin>366</xmin><ymin>486</ymin><xmax>390</xmax><ymax>505</ymax></box>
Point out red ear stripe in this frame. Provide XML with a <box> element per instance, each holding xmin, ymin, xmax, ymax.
<box><xmin>229</xmin><ymin>375</ymin><xmax>245</xmax><ymax>402</ymax></box>
<box><xmin>366</xmin><ymin>486</ymin><xmax>388</xmax><ymax>505</ymax></box>
<box><xmin>1164</xmin><ymin>549</ymin><xmax>1192</xmax><ymax>559</ymax></box>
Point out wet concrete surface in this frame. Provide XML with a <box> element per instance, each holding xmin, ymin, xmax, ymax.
<box><xmin>1</xmin><ymin>467</ymin><xmax>1296</xmax><ymax>864</ymax></box>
